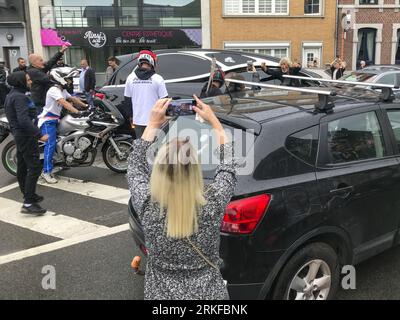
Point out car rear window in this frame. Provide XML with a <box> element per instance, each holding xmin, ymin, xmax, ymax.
<box><xmin>153</xmin><ymin>116</ymin><xmax>256</xmax><ymax>178</ymax></box>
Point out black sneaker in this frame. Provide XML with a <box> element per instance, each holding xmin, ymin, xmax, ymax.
<box><xmin>24</xmin><ymin>194</ymin><xmax>44</xmax><ymax>204</ymax></box>
<box><xmin>21</xmin><ymin>203</ymin><xmax>47</xmax><ymax>216</ymax></box>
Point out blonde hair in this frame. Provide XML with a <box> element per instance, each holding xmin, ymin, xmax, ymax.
<box><xmin>279</xmin><ymin>57</ymin><xmax>292</xmax><ymax>67</ymax></box>
<box><xmin>150</xmin><ymin>138</ymin><xmax>207</xmax><ymax>239</ymax></box>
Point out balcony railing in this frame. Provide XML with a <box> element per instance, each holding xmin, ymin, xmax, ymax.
<box><xmin>40</xmin><ymin>5</ymin><xmax>201</xmax><ymax>29</ymax></box>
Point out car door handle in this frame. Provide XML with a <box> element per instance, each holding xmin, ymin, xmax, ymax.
<box><xmin>330</xmin><ymin>186</ymin><xmax>354</xmax><ymax>196</ymax></box>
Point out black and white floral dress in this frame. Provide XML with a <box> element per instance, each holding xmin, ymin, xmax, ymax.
<box><xmin>127</xmin><ymin>139</ymin><xmax>238</xmax><ymax>300</ymax></box>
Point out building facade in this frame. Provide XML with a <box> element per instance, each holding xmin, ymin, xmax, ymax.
<box><xmin>32</xmin><ymin>0</ymin><xmax>202</xmax><ymax>78</ymax></box>
<box><xmin>207</xmin><ymin>0</ymin><xmax>337</xmax><ymax>68</ymax></box>
<box><xmin>0</xmin><ymin>0</ymin><xmax>31</xmax><ymax>70</ymax></box>
<box><xmin>338</xmin><ymin>0</ymin><xmax>400</xmax><ymax>70</ymax></box>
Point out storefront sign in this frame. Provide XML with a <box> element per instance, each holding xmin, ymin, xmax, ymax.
<box><xmin>41</xmin><ymin>28</ymin><xmax>202</xmax><ymax>48</ymax></box>
<box><xmin>84</xmin><ymin>31</ymin><xmax>107</xmax><ymax>48</ymax></box>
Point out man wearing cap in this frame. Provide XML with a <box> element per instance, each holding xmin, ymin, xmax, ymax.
<box><xmin>124</xmin><ymin>50</ymin><xmax>168</xmax><ymax>139</ymax></box>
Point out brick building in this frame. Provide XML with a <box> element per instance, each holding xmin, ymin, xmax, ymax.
<box><xmin>206</xmin><ymin>0</ymin><xmax>337</xmax><ymax>68</ymax></box>
<box><xmin>338</xmin><ymin>0</ymin><xmax>400</xmax><ymax>70</ymax></box>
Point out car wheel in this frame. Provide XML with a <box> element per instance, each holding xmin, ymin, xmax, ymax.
<box><xmin>272</xmin><ymin>242</ymin><xmax>340</xmax><ymax>300</ymax></box>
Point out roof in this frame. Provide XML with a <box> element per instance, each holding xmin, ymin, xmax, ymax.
<box><xmin>205</xmin><ymin>86</ymin><xmax>383</xmax><ymax>131</ymax></box>
<box><xmin>363</xmin><ymin>65</ymin><xmax>400</xmax><ymax>72</ymax></box>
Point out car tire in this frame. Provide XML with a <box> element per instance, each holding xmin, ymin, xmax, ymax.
<box><xmin>272</xmin><ymin>242</ymin><xmax>340</xmax><ymax>300</ymax></box>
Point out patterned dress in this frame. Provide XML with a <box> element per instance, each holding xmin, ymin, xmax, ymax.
<box><xmin>127</xmin><ymin>139</ymin><xmax>238</xmax><ymax>300</ymax></box>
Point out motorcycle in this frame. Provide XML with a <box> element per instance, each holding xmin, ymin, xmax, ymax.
<box><xmin>0</xmin><ymin>97</ymin><xmax>133</xmax><ymax>176</ymax></box>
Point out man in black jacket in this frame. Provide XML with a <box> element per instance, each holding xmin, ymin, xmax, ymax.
<box><xmin>4</xmin><ymin>72</ymin><xmax>49</xmax><ymax>215</ymax></box>
<box><xmin>0</xmin><ymin>59</ymin><xmax>9</xmax><ymax>108</ymax></box>
<box><xmin>80</xmin><ymin>59</ymin><xmax>96</xmax><ymax>107</ymax></box>
<box><xmin>27</xmin><ymin>45</ymin><xmax>68</xmax><ymax>114</ymax></box>
<box><xmin>12</xmin><ymin>57</ymin><xmax>27</xmax><ymax>73</ymax></box>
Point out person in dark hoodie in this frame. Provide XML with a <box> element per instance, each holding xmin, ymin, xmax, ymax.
<box><xmin>27</xmin><ymin>45</ymin><xmax>69</xmax><ymax>114</ymax></box>
<box><xmin>4</xmin><ymin>72</ymin><xmax>49</xmax><ymax>215</ymax></box>
<box><xmin>124</xmin><ymin>50</ymin><xmax>168</xmax><ymax>139</ymax></box>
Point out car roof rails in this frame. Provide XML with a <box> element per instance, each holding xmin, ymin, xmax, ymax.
<box><xmin>283</xmin><ymin>75</ymin><xmax>399</xmax><ymax>103</ymax></box>
<box><xmin>226</xmin><ymin>78</ymin><xmax>337</xmax><ymax>113</ymax></box>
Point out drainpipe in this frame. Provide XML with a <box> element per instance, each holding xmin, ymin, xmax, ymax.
<box><xmin>335</xmin><ymin>0</ymin><xmax>339</xmax><ymax>58</ymax></box>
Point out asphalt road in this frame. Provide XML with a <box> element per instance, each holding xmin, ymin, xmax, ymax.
<box><xmin>1</xmin><ymin>134</ymin><xmax>400</xmax><ymax>300</ymax></box>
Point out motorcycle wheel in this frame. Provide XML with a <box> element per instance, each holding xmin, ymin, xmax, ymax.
<box><xmin>102</xmin><ymin>140</ymin><xmax>133</xmax><ymax>174</ymax></box>
<box><xmin>2</xmin><ymin>140</ymin><xmax>17</xmax><ymax>176</ymax></box>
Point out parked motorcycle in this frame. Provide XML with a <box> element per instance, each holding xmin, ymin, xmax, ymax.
<box><xmin>0</xmin><ymin>98</ymin><xmax>133</xmax><ymax>176</ymax></box>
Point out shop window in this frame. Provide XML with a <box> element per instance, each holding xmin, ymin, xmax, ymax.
<box><xmin>357</xmin><ymin>28</ymin><xmax>376</xmax><ymax>66</ymax></box>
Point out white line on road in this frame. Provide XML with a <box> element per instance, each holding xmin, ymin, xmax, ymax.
<box><xmin>0</xmin><ymin>223</ymin><xmax>130</xmax><ymax>266</ymax></box>
<box><xmin>0</xmin><ymin>197</ymin><xmax>109</xmax><ymax>239</ymax></box>
<box><xmin>0</xmin><ymin>182</ymin><xmax>19</xmax><ymax>195</ymax></box>
<box><xmin>38</xmin><ymin>176</ymin><xmax>131</xmax><ymax>205</ymax></box>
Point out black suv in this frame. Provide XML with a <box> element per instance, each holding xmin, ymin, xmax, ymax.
<box><xmin>128</xmin><ymin>86</ymin><xmax>400</xmax><ymax>300</ymax></box>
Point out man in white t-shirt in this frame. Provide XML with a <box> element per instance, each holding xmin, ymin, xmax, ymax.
<box><xmin>124</xmin><ymin>50</ymin><xmax>168</xmax><ymax>139</ymax></box>
<box><xmin>38</xmin><ymin>67</ymin><xmax>88</xmax><ymax>184</ymax></box>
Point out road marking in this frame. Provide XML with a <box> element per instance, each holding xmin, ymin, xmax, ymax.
<box><xmin>0</xmin><ymin>197</ymin><xmax>109</xmax><ymax>239</ymax></box>
<box><xmin>0</xmin><ymin>223</ymin><xmax>130</xmax><ymax>265</ymax></box>
<box><xmin>38</xmin><ymin>176</ymin><xmax>131</xmax><ymax>205</ymax></box>
<box><xmin>0</xmin><ymin>182</ymin><xmax>19</xmax><ymax>195</ymax></box>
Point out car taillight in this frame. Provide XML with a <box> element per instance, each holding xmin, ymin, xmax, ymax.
<box><xmin>221</xmin><ymin>194</ymin><xmax>271</xmax><ymax>234</ymax></box>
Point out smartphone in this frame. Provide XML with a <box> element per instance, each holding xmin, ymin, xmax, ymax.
<box><xmin>166</xmin><ymin>99</ymin><xmax>197</xmax><ymax>117</ymax></box>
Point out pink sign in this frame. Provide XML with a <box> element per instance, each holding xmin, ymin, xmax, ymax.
<box><xmin>41</xmin><ymin>29</ymin><xmax>71</xmax><ymax>46</ymax></box>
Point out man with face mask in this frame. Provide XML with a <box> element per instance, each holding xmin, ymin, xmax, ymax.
<box><xmin>4</xmin><ymin>72</ymin><xmax>49</xmax><ymax>215</ymax></box>
<box><xmin>124</xmin><ymin>50</ymin><xmax>168</xmax><ymax>139</ymax></box>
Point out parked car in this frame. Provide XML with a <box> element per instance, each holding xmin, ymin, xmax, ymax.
<box><xmin>340</xmin><ymin>68</ymin><xmax>400</xmax><ymax>98</ymax></box>
<box><xmin>362</xmin><ymin>65</ymin><xmax>400</xmax><ymax>72</ymax></box>
<box><xmin>128</xmin><ymin>85</ymin><xmax>400</xmax><ymax>300</ymax></box>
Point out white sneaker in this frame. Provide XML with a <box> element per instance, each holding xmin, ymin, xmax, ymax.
<box><xmin>41</xmin><ymin>173</ymin><xmax>58</xmax><ymax>184</ymax></box>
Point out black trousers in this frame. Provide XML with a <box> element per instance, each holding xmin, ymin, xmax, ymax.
<box><xmin>15</xmin><ymin>136</ymin><xmax>42</xmax><ymax>204</ymax></box>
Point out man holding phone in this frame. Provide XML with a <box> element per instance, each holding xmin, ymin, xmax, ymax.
<box><xmin>124</xmin><ymin>50</ymin><xmax>168</xmax><ymax>139</ymax></box>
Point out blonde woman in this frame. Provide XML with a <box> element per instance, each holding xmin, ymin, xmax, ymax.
<box><xmin>261</xmin><ymin>57</ymin><xmax>302</xmax><ymax>86</ymax></box>
<box><xmin>127</xmin><ymin>96</ymin><xmax>238</xmax><ymax>300</ymax></box>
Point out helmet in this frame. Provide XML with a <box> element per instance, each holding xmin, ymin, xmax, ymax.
<box><xmin>50</xmin><ymin>67</ymin><xmax>80</xmax><ymax>87</ymax></box>
<box><xmin>212</xmin><ymin>70</ymin><xmax>225</xmax><ymax>86</ymax></box>
<box><xmin>137</xmin><ymin>50</ymin><xmax>157</xmax><ymax>68</ymax></box>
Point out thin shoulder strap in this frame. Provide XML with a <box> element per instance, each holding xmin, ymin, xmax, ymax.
<box><xmin>185</xmin><ymin>237</ymin><xmax>219</xmax><ymax>271</ymax></box>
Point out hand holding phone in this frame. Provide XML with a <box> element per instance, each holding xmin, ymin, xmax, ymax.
<box><xmin>166</xmin><ymin>99</ymin><xmax>197</xmax><ymax>117</ymax></box>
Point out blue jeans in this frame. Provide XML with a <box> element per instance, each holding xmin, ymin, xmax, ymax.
<box><xmin>41</xmin><ymin>120</ymin><xmax>58</xmax><ymax>174</ymax></box>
